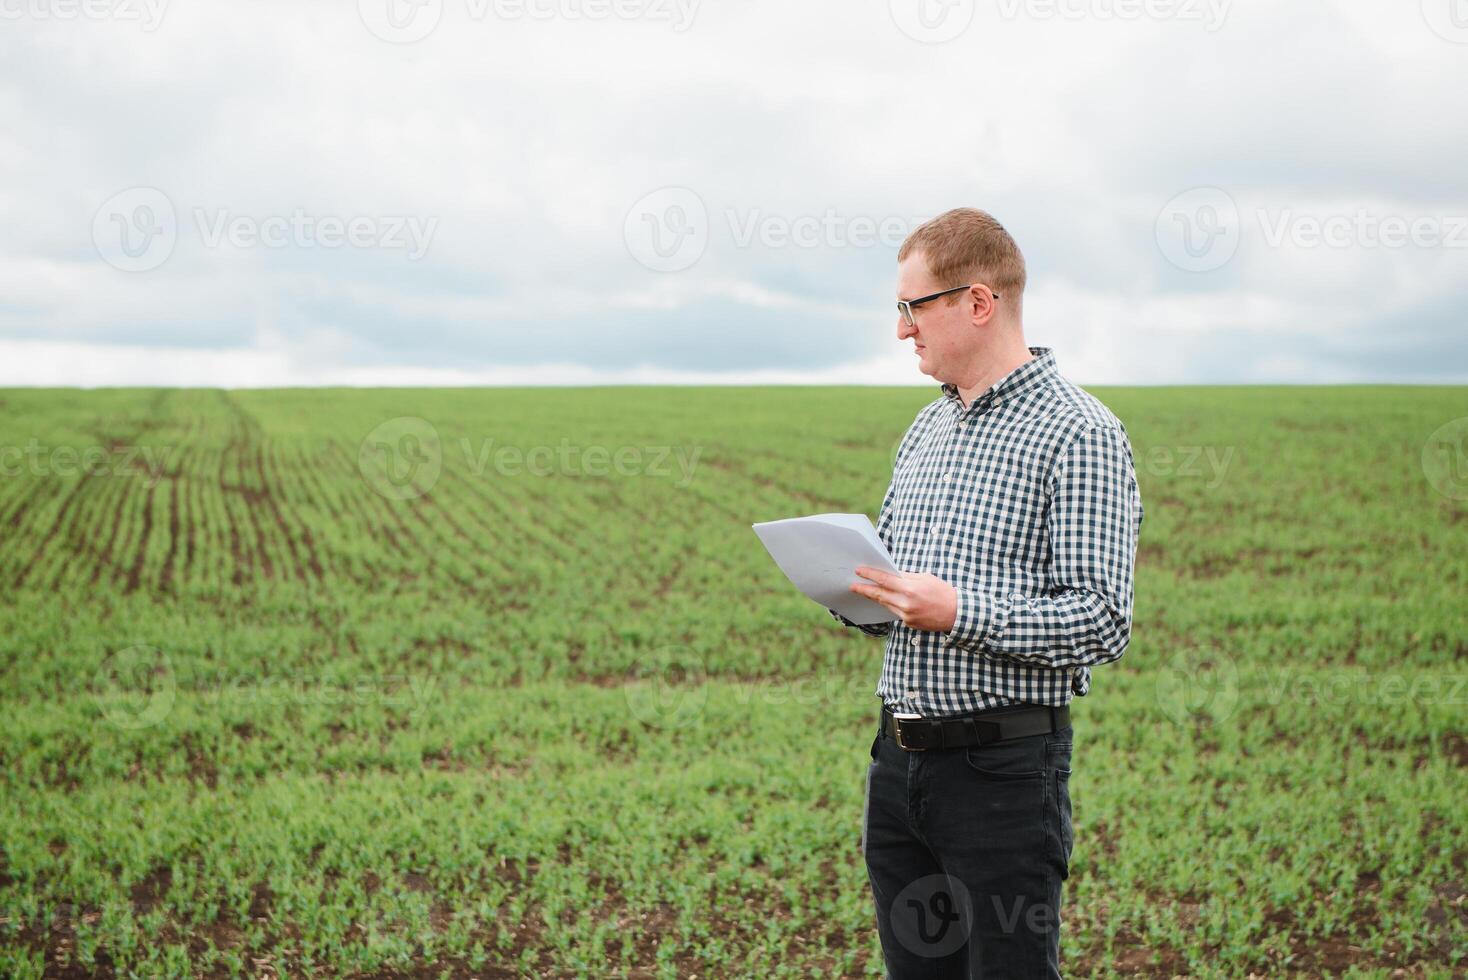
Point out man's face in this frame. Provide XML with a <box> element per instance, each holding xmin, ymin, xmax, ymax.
<box><xmin>896</xmin><ymin>251</ymin><xmax>970</xmax><ymax>382</ymax></box>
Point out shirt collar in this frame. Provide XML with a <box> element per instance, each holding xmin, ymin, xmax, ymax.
<box><xmin>940</xmin><ymin>347</ymin><xmax>1057</xmax><ymax>413</ymax></box>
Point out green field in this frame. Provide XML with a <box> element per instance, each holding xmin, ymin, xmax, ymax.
<box><xmin>0</xmin><ymin>385</ymin><xmax>1464</xmax><ymax>978</ymax></box>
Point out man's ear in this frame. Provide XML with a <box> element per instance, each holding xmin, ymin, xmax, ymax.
<box><xmin>967</xmin><ymin>290</ymin><xmax>993</xmax><ymax>327</ymax></box>
<box><xmin>968</xmin><ymin>287</ymin><xmax>1004</xmax><ymax>325</ymax></box>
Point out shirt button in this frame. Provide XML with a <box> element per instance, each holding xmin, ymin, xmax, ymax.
<box><xmin>931</xmin><ymin>525</ymin><xmax>941</xmax><ymax>536</ymax></box>
<box><xmin>909</xmin><ymin>636</ymin><xmax>920</xmax><ymax>647</ymax></box>
<box><xmin>941</xmin><ymin>472</ymin><xmax>952</xmax><ymax>482</ymax></box>
<box><xmin>906</xmin><ymin>690</ymin><xmax>919</xmax><ymax>700</ymax></box>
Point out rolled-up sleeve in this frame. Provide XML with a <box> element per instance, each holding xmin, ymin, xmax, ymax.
<box><xmin>944</xmin><ymin>423</ymin><xmax>1142</xmax><ymax>669</ymax></box>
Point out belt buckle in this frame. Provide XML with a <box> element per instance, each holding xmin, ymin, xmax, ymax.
<box><xmin>892</xmin><ymin>711</ymin><xmax>926</xmax><ymax>751</ymax></box>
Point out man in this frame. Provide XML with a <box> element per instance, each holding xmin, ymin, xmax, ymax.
<box><xmin>830</xmin><ymin>208</ymin><xmax>1143</xmax><ymax>978</ymax></box>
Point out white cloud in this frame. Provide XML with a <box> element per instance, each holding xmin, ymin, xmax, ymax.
<box><xmin>0</xmin><ymin>0</ymin><xmax>1464</xmax><ymax>385</ymax></box>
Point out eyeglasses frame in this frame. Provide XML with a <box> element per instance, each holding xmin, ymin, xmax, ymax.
<box><xmin>896</xmin><ymin>283</ymin><xmax>1000</xmax><ymax>328</ymax></box>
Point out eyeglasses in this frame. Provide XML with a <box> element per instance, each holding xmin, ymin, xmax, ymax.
<box><xmin>896</xmin><ymin>283</ymin><xmax>999</xmax><ymax>328</ymax></box>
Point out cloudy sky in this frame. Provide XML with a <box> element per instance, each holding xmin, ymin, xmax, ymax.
<box><xmin>2</xmin><ymin>0</ymin><xmax>1465</xmax><ymax>386</ymax></box>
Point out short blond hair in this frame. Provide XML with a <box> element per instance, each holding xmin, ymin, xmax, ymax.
<box><xmin>898</xmin><ymin>208</ymin><xmax>1026</xmax><ymax>301</ymax></box>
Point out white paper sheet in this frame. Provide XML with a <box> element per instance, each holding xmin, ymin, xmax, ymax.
<box><xmin>751</xmin><ymin>513</ymin><xmax>899</xmax><ymax>625</ymax></box>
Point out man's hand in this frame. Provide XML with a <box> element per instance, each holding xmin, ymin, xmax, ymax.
<box><xmin>850</xmin><ymin>566</ymin><xmax>958</xmax><ymax>632</ymax></box>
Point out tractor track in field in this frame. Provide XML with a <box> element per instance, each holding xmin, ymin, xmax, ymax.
<box><xmin>159</xmin><ymin>464</ymin><xmax>185</xmax><ymax>593</ymax></box>
<box><xmin>216</xmin><ymin>392</ymin><xmax>277</xmax><ymax>585</ymax></box>
<box><xmin>1</xmin><ymin>477</ymin><xmax>52</xmax><ymax>534</ymax></box>
<box><xmin>14</xmin><ymin>390</ymin><xmax>173</xmax><ymax>593</ymax></box>
<box><xmin>320</xmin><ymin>440</ymin><xmax>522</xmax><ymax>599</ymax></box>
<box><xmin>331</xmin><ymin>440</ymin><xmax>519</xmax><ymax>605</ymax></box>
<box><xmin>122</xmin><ymin>482</ymin><xmax>154</xmax><ymax>594</ymax></box>
<box><xmin>252</xmin><ymin>441</ymin><xmax>318</xmax><ymax>584</ymax></box>
<box><xmin>273</xmin><ymin>452</ymin><xmax>326</xmax><ymax>581</ymax></box>
<box><xmin>258</xmin><ymin>438</ymin><xmax>351</xmax><ymax>586</ymax></box>
<box><xmin>12</xmin><ymin>472</ymin><xmax>93</xmax><ymax>591</ymax></box>
<box><xmin>87</xmin><ymin>474</ymin><xmax>134</xmax><ymax>589</ymax></box>
<box><xmin>210</xmin><ymin>392</ymin><xmax>326</xmax><ymax>588</ymax></box>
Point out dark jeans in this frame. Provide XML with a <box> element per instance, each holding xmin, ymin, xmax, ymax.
<box><xmin>861</xmin><ymin>712</ymin><xmax>1074</xmax><ymax>979</ymax></box>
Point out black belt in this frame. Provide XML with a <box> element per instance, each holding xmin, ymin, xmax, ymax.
<box><xmin>880</xmin><ymin>702</ymin><xmax>1069</xmax><ymax>752</ymax></box>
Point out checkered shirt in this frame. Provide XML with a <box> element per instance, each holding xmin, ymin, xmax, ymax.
<box><xmin>830</xmin><ymin>347</ymin><xmax>1143</xmax><ymax>716</ymax></box>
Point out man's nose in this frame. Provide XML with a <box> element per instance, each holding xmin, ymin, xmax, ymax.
<box><xmin>897</xmin><ymin>316</ymin><xmax>915</xmax><ymax>340</ymax></box>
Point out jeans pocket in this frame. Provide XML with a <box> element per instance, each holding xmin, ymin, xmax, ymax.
<box><xmin>962</xmin><ymin>733</ymin><xmax>1046</xmax><ymax>779</ymax></box>
<box><xmin>962</xmin><ymin>736</ymin><xmax>1046</xmax><ymax>853</ymax></box>
<box><xmin>1053</xmin><ymin>766</ymin><xmax>1073</xmax><ymax>879</ymax></box>
<box><xmin>1042</xmin><ymin>734</ymin><xmax>1074</xmax><ymax>878</ymax></box>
